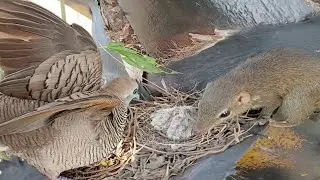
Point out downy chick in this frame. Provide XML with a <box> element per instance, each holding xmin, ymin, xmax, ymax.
<box><xmin>194</xmin><ymin>48</ymin><xmax>320</xmax><ymax>134</ymax></box>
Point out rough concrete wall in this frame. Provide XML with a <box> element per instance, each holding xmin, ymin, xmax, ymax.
<box><xmin>205</xmin><ymin>0</ymin><xmax>314</xmax><ymax>28</ymax></box>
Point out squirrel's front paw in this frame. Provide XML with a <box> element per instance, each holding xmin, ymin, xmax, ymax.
<box><xmin>268</xmin><ymin>119</ymin><xmax>299</xmax><ymax>128</ymax></box>
<box><xmin>256</xmin><ymin>116</ymin><xmax>270</xmax><ymax>126</ymax></box>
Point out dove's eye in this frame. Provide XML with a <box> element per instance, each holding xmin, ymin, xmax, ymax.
<box><xmin>133</xmin><ymin>89</ymin><xmax>138</xmax><ymax>94</ymax></box>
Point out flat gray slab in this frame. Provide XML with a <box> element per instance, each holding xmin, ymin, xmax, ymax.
<box><xmin>148</xmin><ymin>16</ymin><xmax>320</xmax><ymax>92</ymax></box>
<box><xmin>0</xmin><ymin>157</ymin><xmax>45</xmax><ymax>180</ymax></box>
<box><xmin>228</xmin><ymin>117</ymin><xmax>320</xmax><ymax>180</ymax></box>
<box><xmin>176</xmin><ymin>132</ymin><xmax>262</xmax><ymax>180</ymax></box>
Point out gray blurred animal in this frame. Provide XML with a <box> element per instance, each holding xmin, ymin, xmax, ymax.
<box><xmin>0</xmin><ymin>0</ymin><xmax>140</xmax><ymax>179</ymax></box>
<box><xmin>195</xmin><ymin>48</ymin><xmax>320</xmax><ymax>134</ymax></box>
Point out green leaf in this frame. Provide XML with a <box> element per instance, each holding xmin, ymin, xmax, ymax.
<box><xmin>0</xmin><ymin>151</ymin><xmax>10</xmax><ymax>161</ymax></box>
<box><xmin>105</xmin><ymin>42</ymin><xmax>180</xmax><ymax>74</ymax></box>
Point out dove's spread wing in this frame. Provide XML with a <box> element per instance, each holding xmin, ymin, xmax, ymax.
<box><xmin>0</xmin><ymin>93</ymin><xmax>122</xmax><ymax>136</ymax></box>
<box><xmin>0</xmin><ymin>0</ymin><xmax>113</xmax><ymax>134</ymax></box>
<box><xmin>0</xmin><ymin>0</ymin><xmax>102</xmax><ymax>102</ymax></box>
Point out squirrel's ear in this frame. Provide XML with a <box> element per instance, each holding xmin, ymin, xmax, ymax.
<box><xmin>237</xmin><ymin>91</ymin><xmax>251</xmax><ymax>105</ymax></box>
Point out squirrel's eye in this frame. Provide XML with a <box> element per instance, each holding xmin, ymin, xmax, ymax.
<box><xmin>219</xmin><ymin>110</ymin><xmax>230</xmax><ymax>118</ymax></box>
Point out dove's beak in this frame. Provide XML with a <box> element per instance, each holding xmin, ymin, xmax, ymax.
<box><xmin>129</xmin><ymin>82</ymin><xmax>153</xmax><ymax>105</ymax></box>
<box><xmin>137</xmin><ymin>82</ymin><xmax>153</xmax><ymax>101</ymax></box>
<box><xmin>132</xmin><ymin>92</ymin><xmax>140</xmax><ymax>100</ymax></box>
<box><xmin>124</xmin><ymin>93</ymin><xmax>138</xmax><ymax>106</ymax></box>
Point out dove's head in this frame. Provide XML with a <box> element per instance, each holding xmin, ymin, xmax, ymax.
<box><xmin>103</xmin><ymin>77</ymin><xmax>140</xmax><ymax>105</ymax></box>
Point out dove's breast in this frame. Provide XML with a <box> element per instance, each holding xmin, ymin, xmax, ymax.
<box><xmin>0</xmin><ymin>104</ymin><xmax>128</xmax><ymax>178</ymax></box>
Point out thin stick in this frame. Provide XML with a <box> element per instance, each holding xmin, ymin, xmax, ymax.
<box><xmin>60</xmin><ymin>0</ymin><xmax>66</xmax><ymax>21</ymax></box>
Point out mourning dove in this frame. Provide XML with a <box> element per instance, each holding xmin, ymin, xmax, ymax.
<box><xmin>0</xmin><ymin>0</ymin><xmax>140</xmax><ymax>179</ymax></box>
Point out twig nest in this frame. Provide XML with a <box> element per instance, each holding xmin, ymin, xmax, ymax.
<box><xmin>150</xmin><ymin>106</ymin><xmax>197</xmax><ymax>140</ymax></box>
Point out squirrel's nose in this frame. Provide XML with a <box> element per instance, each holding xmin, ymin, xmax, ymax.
<box><xmin>192</xmin><ymin>123</ymin><xmax>207</xmax><ymax>135</ymax></box>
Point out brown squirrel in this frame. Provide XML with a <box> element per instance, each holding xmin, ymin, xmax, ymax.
<box><xmin>194</xmin><ymin>48</ymin><xmax>320</xmax><ymax>134</ymax></box>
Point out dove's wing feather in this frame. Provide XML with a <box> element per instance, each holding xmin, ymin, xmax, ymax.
<box><xmin>0</xmin><ymin>93</ymin><xmax>121</xmax><ymax>136</ymax></box>
<box><xmin>0</xmin><ymin>0</ymin><xmax>101</xmax><ymax>102</ymax></box>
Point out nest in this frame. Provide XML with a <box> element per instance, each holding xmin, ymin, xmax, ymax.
<box><xmin>61</xmin><ymin>85</ymin><xmax>261</xmax><ymax>180</ymax></box>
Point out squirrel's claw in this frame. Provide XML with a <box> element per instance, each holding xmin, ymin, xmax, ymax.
<box><xmin>268</xmin><ymin>119</ymin><xmax>299</xmax><ymax>128</ymax></box>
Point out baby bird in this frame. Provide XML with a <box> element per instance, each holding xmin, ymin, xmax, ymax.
<box><xmin>0</xmin><ymin>0</ymin><xmax>140</xmax><ymax>179</ymax></box>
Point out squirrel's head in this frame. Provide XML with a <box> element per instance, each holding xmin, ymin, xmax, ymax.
<box><xmin>194</xmin><ymin>78</ymin><xmax>253</xmax><ymax>135</ymax></box>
